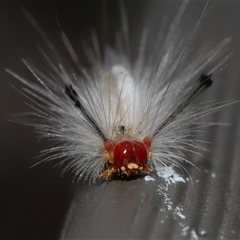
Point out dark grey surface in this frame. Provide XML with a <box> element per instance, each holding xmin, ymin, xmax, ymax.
<box><xmin>1</xmin><ymin>1</ymin><xmax>240</xmax><ymax>239</ymax></box>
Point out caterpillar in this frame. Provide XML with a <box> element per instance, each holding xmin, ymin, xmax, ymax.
<box><xmin>7</xmin><ymin>1</ymin><xmax>236</xmax><ymax>183</ymax></box>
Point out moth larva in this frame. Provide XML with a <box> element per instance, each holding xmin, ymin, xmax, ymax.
<box><xmin>7</xmin><ymin>1</ymin><xmax>236</xmax><ymax>183</ymax></box>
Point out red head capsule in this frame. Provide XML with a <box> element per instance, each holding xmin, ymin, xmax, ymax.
<box><xmin>101</xmin><ymin>137</ymin><xmax>152</xmax><ymax>178</ymax></box>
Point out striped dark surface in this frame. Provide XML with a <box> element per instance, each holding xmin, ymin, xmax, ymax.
<box><xmin>61</xmin><ymin>77</ymin><xmax>240</xmax><ymax>239</ymax></box>
<box><xmin>1</xmin><ymin>1</ymin><xmax>239</xmax><ymax>239</ymax></box>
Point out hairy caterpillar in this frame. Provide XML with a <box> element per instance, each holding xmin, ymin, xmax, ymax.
<box><xmin>7</xmin><ymin>1</ymin><xmax>236</xmax><ymax>183</ymax></box>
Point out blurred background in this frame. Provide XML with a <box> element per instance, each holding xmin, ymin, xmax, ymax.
<box><xmin>1</xmin><ymin>1</ymin><xmax>240</xmax><ymax>239</ymax></box>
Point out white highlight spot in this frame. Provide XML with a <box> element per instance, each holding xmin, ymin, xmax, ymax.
<box><xmin>190</xmin><ymin>230</ymin><xmax>198</xmax><ymax>240</ymax></box>
<box><xmin>175</xmin><ymin>206</ymin><xmax>186</xmax><ymax>219</ymax></box>
<box><xmin>167</xmin><ymin>204</ymin><xmax>172</xmax><ymax>210</ymax></box>
<box><xmin>200</xmin><ymin>230</ymin><xmax>207</xmax><ymax>236</ymax></box>
<box><xmin>144</xmin><ymin>175</ymin><xmax>156</xmax><ymax>181</ymax></box>
<box><xmin>156</xmin><ymin>166</ymin><xmax>186</xmax><ymax>184</ymax></box>
<box><xmin>182</xmin><ymin>226</ymin><xmax>190</xmax><ymax>236</ymax></box>
<box><xmin>177</xmin><ymin>212</ymin><xmax>186</xmax><ymax>219</ymax></box>
<box><xmin>211</xmin><ymin>173</ymin><xmax>216</xmax><ymax>178</ymax></box>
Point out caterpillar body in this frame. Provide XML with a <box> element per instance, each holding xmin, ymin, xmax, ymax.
<box><xmin>7</xmin><ymin>1</ymin><xmax>234</xmax><ymax>183</ymax></box>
